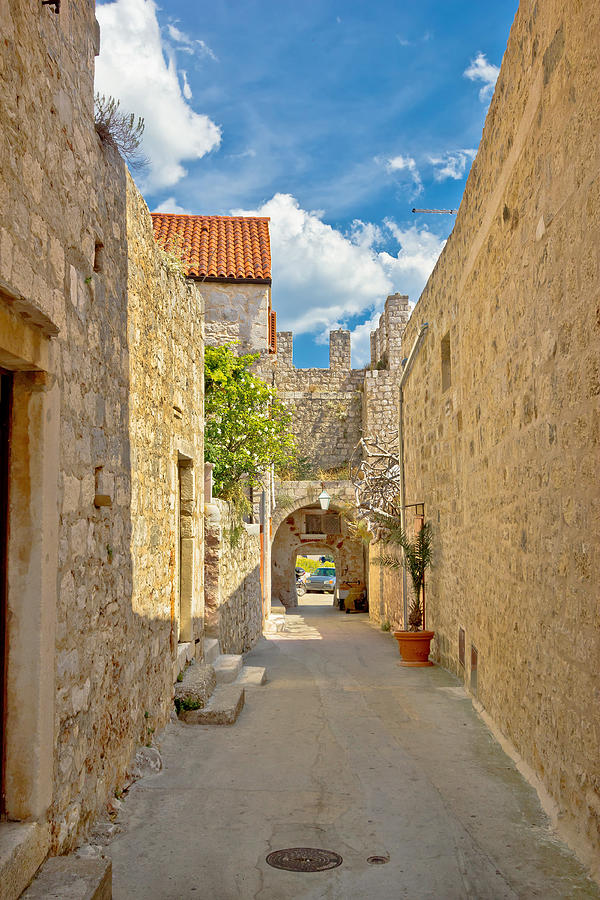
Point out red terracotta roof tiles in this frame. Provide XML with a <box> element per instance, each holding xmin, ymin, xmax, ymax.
<box><xmin>151</xmin><ymin>213</ymin><xmax>271</xmax><ymax>283</ymax></box>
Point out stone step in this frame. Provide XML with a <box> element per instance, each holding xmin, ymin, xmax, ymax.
<box><xmin>235</xmin><ymin>665</ymin><xmax>266</xmax><ymax>687</ymax></box>
<box><xmin>21</xmin><ymin>856</ymin><xmax>111</xmax><ymax>899</ymax></box>
<box><xmin>213</xmin><ymin>654</ymin><xmax>243</xmax><ymax>684</ymax></box>
<box><xmin>204</xmin><ymin>638</ymin><xmax>220</xmax><ymax>665</ymax></box>
<box><xmin>179</xmin><ymin>684</ymin><xmax>244</xmax><ymax>725</ymax></box>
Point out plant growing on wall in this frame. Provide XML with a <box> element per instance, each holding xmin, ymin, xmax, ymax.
<box><xmin>204</xmin><ymin>344</ymin><xmax>297</xmax><ymax>497</ymax></box>
<box><xmin>94</xmin><ymin>94</ymin><xmax>148</xmax><ymax>171</ymax></box>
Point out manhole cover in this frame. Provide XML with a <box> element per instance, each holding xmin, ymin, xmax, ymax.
<box><xmin>266</xmin><ymin>848</ymin><xmax>343</xmax><ymax>872</ymax></box>
<box><xmin>367</xmin><ymin>855</ymin><xmax>389</xmax><ymax>865</ymax></box>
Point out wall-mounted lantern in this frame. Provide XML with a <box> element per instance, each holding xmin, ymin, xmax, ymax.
<box><xmin>318</xmin><ymin>486</ymin><xmax>331</xmax><ymax>511</ymax></box>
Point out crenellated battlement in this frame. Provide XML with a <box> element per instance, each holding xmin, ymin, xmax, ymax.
<box><xmin>265</xmin><ymin>296</ymin><xmax>413</xmax><ymax>473</ymax></box>
<box><xmin>370</xmin><ymin>293</ymin><xmax>411</xmax><ymax>369</ymax></box>
<box><xmin>273</xmin><ymin>328</ymin><xmax>353</xmax><ymax>372</ymax></box>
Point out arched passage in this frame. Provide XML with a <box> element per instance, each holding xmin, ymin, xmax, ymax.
<box><xmin>271</xmin><ymin>497</ymin><xmax>365</xmax><ymax>608</ymax></box>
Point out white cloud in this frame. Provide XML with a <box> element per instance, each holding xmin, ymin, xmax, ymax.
<box><xmin>166</xmin><ymin>25</ymin><xmax>218</xmax><ymax>61</ymax></box>
<box><xmin>233</xmin><ymin>194</ymin><xmax>446</xmax><ymax>366</ymax></box>
<box><xmin>152</xmin><ymin>197</ymin><xmax>193</xmax><ymax>214</ymax></box>
<box><xmin>463</xmin><ymin>52</ymin><xmax>500</xmax><ymax>102</ymax></box>
<box><xmin>429</xmin><ymin>149</ymin><xmax>477</xmax><ymax>181</ymax></box>
<box><xmin>181</xmin><ymin>71</ymin><xmax>192</xmax><ymax>100</ymax></box>
<box><xmin>383</xmin><ymin>155</ymin><xmax>423</xmax><ymax>196</ymax></box>
<box><xmin>379</xmin><ymin>222</ymin><xmax>446</xmax><ymax>295</ymax></box>
<box><xmin>96</xmin><ymin>0</ymin><xmax>221</xmax><ymax>191</ymax></box>
<box><xmin>196</xmin><ymin>39</ymin><xmax>218</xmax><ymax>62</ymax></box>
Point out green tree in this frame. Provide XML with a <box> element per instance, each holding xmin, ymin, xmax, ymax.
<box><xmin>204</xmin><ymin>344</ymin><xmax>296</xmax><ymax>497</ymax></box>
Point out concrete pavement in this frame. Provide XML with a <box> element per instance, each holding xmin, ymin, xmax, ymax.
<box><xmin>108</xmin><ymin>595</ymin><xmax>598</xmax><ymax>899</ymax></box>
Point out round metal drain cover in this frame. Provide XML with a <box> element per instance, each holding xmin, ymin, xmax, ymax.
<box><xmin>266</xmin><ymin>848</ymin><xmax>343</xmax><ymax>872</ymax></box>
<box><xmin>367</xmin><ymin>855</ymin><xmax>389</xmax><ymax>865</ymax></box>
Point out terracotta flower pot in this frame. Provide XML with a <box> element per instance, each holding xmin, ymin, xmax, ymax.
<box><xmin>392</xmin><ymin>630</ymin><xmax>435</xmax><ymax>667</ymax></box>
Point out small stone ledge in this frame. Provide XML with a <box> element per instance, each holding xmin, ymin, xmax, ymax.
<box><xmin>0</xmin><ymin>822</ymin><xmax>50</xmax><ymax>900</ymax></box>
<box><xmin>21</xmin><ymin>856</ymin><xmax>111</xmax><ymax>899</ymax></box>
<box><xmin>174</xmin><ymin>661</ymin><xmax>217</xmax><ymax>710</ymax></box>
<box><xmin>179</xmin><ymin>684</ymin><xmax>245</xmax><ymax>725</ymax></box>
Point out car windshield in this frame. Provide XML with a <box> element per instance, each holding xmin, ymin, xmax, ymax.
<box><xmin>313</xmin><ymin>568</ymin><xmax>335</xmax><ymax>576</ymax></box>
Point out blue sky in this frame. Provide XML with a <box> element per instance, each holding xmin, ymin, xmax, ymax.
<box><xmin>96</xmin><ymin>0</ymin><xmax>518</xmax><ymax>367</ymax></box>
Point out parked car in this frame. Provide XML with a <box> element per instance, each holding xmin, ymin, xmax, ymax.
<box><xmin>305</xmin><ymin>567</ymin><xmax>336</xmax><ymax>593</ymax></box>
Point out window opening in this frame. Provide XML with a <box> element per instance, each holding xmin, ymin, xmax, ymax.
<box><xmin>305</xmin><ymin>512</ymin><xmax>340</xmax><ymax>534</ymax></box>
<box><xmin>441</xmin><ymin>332</ymin><xmax>452</xmax><ymax>392</ymax></box>
<box><xmin>178</xmin><ymin>459</ymin><xmax>194</xmax><ymax>643</ymax></box>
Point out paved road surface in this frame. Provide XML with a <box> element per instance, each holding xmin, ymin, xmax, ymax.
<box><xmin>108</xmin><ymin>595</ymin><xmax>598</xmax><ymax>899</ymax></box>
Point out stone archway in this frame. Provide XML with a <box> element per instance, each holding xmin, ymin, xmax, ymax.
<box><xmin>271</xmin><ymin>483</ymin><xmax>365</xmax><ymax>608</ymax></box>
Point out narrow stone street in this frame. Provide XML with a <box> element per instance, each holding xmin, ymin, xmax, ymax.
<box><xmin>108</xmin><ymin>597</ymin><xmax>598</xmax><ymax>900</ymax></box>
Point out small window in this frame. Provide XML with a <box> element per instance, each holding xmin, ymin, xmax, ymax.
<box><xmin>305</xmin><ymin>514</ymin><xmax>323</xmax><ymax>533</ymax></box>
<box><xmin>322</xmin><ymin>514</ymin><xmax>341</xmax><ymax>534</ymax></box>
<box><xmin>305</xmin><ymin>513</ymin><xmax>340</xmax><ymax>534</ymax></box>
<box><xmin>268</xmin><ymin>309</ymin><xmax>277</xmax><ymax>353</ymax></box>
<box><xmin>93</xmin><ymin>242</ymin><xmax>104</xmax><ymax>273</ymax></box>
<box><xmin>441</xmin><ymin>332</ymin><xmax>451</xmax><ymax>392</ymax></box>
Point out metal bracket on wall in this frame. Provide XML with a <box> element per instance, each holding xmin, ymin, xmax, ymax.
<box><xmin>42</xmin><ymin>0</ymin><xmax>61</xmax><ymax>12</ymax></box>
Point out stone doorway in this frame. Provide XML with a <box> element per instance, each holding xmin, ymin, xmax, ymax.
<box><xmin>0</xmin><ymin>370</ymin><xmax>11</xmax><ymax>812</ymax></box>
<box><xmin>271</xmin><ymin>496</ymin><xmax>365</xmax><ymax>608</ymax></box>
<box><xmin>177</xmin><ymin>457</ymin><xmax>194</xmax><ymax>644</ymax></box>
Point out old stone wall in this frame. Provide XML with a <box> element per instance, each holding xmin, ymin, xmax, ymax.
<box><xmin>0</xmin><ymin>0</ymin><xmax>205</xmax><ymax>870</ymax></box>
<box><xmin>0</xmin><ymin>0</ymin><xmax>135</xmax><ymax>856</ymax></box>
<box><xmin>126</xmin><ymin>175</ymin><xmax>205</xmax><ymax>690</ymax></box>
<box><xmin>267</xmin><ymin>331</ymin><xmax>363</xmax><ymax>473</ymax></box>
<box><xmin>377</xmin><ymin>0</ymin><xmax>600</xmax><ymax>871</ymax></box>
<box><xmin>201</xmin><ymin>281</ymin><xmax>270</xmax><ymax>353</ymax></box>
<box><xmin>204</xmin><ymin>500</ymin><xmax>262</xmax><ymax>653</ymax></box>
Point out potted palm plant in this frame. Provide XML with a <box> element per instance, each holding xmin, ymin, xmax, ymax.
<box><xmin>375</xmin><ymin>519</ymin><xmax>434</xmax><ymax>667</ymax></box>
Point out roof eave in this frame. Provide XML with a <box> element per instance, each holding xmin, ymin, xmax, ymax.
<box><xmin>187</xmin><ymin>275</ymin><xmax>272</xmax><ymax>286</ymax></box>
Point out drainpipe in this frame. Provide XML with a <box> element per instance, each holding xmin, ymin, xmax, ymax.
<box><xmin>398</xmin><ymin>322</ymin><xmax>429</xmax><ymax>627</ymax></box>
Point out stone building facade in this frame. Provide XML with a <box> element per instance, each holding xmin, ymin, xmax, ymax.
<box><xmin>151</xmin><ymin>212</ymin><xmax>274</xmax><ymax>356</ymax></box>
<box><xmin>369</xmin><ymin>0</ymin><xmax>600</xmax><ymax>875</ymax></box>
<box><xmin>0</xmin><ymin>2</ymin><xmax>205</xmax><ymax>894</ymax></box>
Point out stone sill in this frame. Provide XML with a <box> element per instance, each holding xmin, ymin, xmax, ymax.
<box><xmin>0</xmin><ymin>821</ymin><xmax>50</xmax><ymax>900</ymax></box>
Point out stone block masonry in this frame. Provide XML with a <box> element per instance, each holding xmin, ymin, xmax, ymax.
<box><xmin>264</xmin><ymin>331</ymin><xmax>364</xmax><ymax>473</ymax></box>
<box><xmin>204</xmin><ymin>500</ymin><xmax>263</xmax><ymax>653</ymax></box>
<box><xmin>202</xmin><ymin>281</ymin><xmax>270</xmax><ymax>353</ymax></box>
<box><xmin>373</xmin><ymin>0</ymin><xmax>600</xmax><ymax>876</ymax></box>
